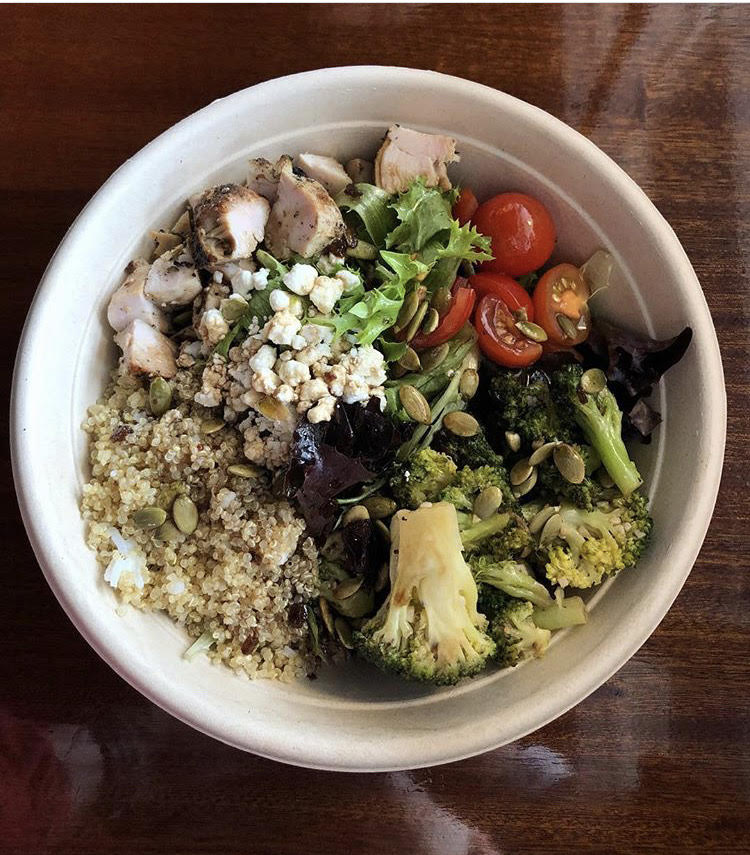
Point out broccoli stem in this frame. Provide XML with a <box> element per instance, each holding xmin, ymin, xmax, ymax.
<box><xmin>460</xmin><ymin>513</ymin><xmax>511</xmax><ymax>550</ymax></box>
<box><xmin>474</xmin><ymin>561</ymin><xmax>553</xmax><ymax>609</ymax></box>
<box><xmin>575</xmin><ymin>396</ymin><xmax>642</xmax><ymax>496</ymax></box>
<box><xmin>533</xmin><ymin>593</ymin><xmax>587</xmax><ymax>630</ymax></box>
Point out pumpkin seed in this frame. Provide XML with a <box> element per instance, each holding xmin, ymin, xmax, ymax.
<box><xmin>227</xmin><ymin>463</ymin><xmax>260</xmax><ymax>478</ymax></box>
<box><xmin>420</xmin><ymin>342</ymin><xmax>450</xmax><ymax>371</ymax></box>
<box><xmin>581</xmin><ymin>368</ymin><xmax>607</xmax><ymax>395</ymax></box>
<box><xmin>334</xmin><ymin>576</ymin><xmax>364</xmax><ymax>600</ymax></box>
<box><xmin>421</xmin><ymin>308</ymin><xmax>440</xmax><ymax>335</ymax></box>
<box><xmin>539</xmin><ymin>512</ymin><xmax>563</xmax><ymax>544</ymax></box>
<box><xmin>510</xmin><ymin>458</ymin><xmax>534</xmax><ymax>486</ymax></box>
<box><xmin>155</xmin><ymin>520</ymin><xmax>182</xmax><ymax>542</ymax></box>
<box><xmin>172</xmin><ymin>494</ymin><xmax>199</xmax><ymax>534</ymax></box>
<box><xmin>362</xmin><ymin>496</ymin><xmax>397</xmax><ymax>520</ymax></box>
<box><xmin>516</xmin><ymin>320</ymin><xmax>548</xmax><ymax>343</ymax></box>
<box><xmin>374</xmin><ymin>519</ymin><xmax>391</xmax><ymax>543</ymax></box>
<box><xmin>512</xmin><ymin>468</ymin><xmax>538</xmax><ymax>498</ymax></box>
<box><xmin>155</xmin><ymin>481</ymin><xmax>186</xmax><ymax>510</ymax></box>
<box><xmin>149</xmin><ymin>377</ymin><xmax>172</xmax><ymax>417</ymax></box>
<box><xmin>398</xmin><ymin>346</ymin><xmax>422</xmax><ymax>372</ymax></box>
<box><xmin>556</xmin><ymin>313</ymin><xmax>578</xmax><ymax>339</ymax></box>
<box><xmin>201</xmin><ymin>417</ymin><xmax>225</xmax><ymax>435</ymax></box>
<box><xmin>443</xmin><ymin>410</ymin><xmax>479</xmax><ymax>437</ymax></box>
<box><xmin>394</xmin><ymin>289</ymin><xmax>420</xmax><ymax>331</ymax></box>
<box><xmin>335</xmin><ymin>617</ymin><xmax>354</xmax><ymax>650</ymax></box>
<box><xmin>256</xmin><ymin>396</ymin><xmax>289</xmax><ymax>421</ymax></box>
<box><xmin>513</xmin><ymin>307</ymin><xmax>529</xmax><ymax>323</ymax></box>
<box><xmin>553</xmin><ymin>443</ymin><xmax>586</xmax><ymax>484</ymax></box>
<box><xmin>459</xmin><ymin>369</ymin><xmax>479</xmax><ymax>400</ymax></box>
<box><xmin>375</xmin><ymin>561</ymin><xmax>390</xmax><ymax>593</ymax></box>
<box><xmin>319</xmin><ymin>597</ymin><xmax>335</xmax><ymax>635</ymax></box>
<box><xmin>399</xmin><ymin>385</ymin><xmax>431</xmax><ymax>424</ymax></box>
<box><xmin>597</xmin><ymin>469</ymin><xmax>615</xmax><ymax>489</ymax></box>
<box><xmin>404</xmin><ymin>301</ymin><xmax>429</xmax><ymax>341</ymax></box>
<box><xmin>342</xmin><ymin>505</ymin><xmax>369</xmax><ymax>526</ymax></box>
<box><xmin>529</xmin><ymin>505</ymin><xmax>562</xmax><ymax>535</ymax></box>
<box><xmin>529</xmin><ymin>441</ymin><xmax>560</xmax><ymax>466</ymax></box>
<box><xmin>431</xmin><ymin>286</ymin><xmax>452</xmax><ymax>314</ymax></box>
<box><xmin>531</xmin><ymin>438</ymin><xmax>545</xmax><ymax>450</ymax></box>
<box><xmin>505</xmin><ymin>431</ymin><xmax>521</xmax><ymax>453</ymax></box>
<box><xmin>473</xmin><ymin>486</ymin><xmax>503</xmax><ymax>520</ymax></box>
<box><xmin>331</xmin><ymin>586</ymin><xmax>374</xmax><ymax>618</ymax></box>
<box><xmin>391</xmin><ymin>363</ymin><xmax>408</xmax><ymax>379</ymax></box>
<box><xmin>132</xmin><ymin>507</ymin><xmax>167</xmax><ymax>530</ymax></box>
<box><xmin>346</xmin><ymin>239</ymin><xmax>378</xmax><ymax>260</ymax></box>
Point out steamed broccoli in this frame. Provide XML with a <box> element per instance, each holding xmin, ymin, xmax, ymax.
<box><xmin>354</xmin><ymin>503</ymin><xmax>496</xmax><ymax>685</ymax></box>
<box><xmin>389</xmin><ymin>447</ymin><xmax>457</xmax><ymax>509</ymax></box>
<box><xmin>488</xmin><ymin>369</ymin><xmax>575</xmax><ymax>447</ymax></box>
<box><xmin>551</xmin><ymin>364</ymin><xmax>643</xmax><ymax>496</ymax></box>
<box><xmin>477</xmin><ymin>585</ymin><xmax>551</xmax><ymax>667</ymax></box>
<box><xmin>534</xmin><ymin>494</ymin><xmax>653</xmax><ymax>589</ymax></box>
<box><xmin>532</xmin><ymin>587</ymin><xmax>588</xmax><ymax>630</ymax></box>
<box><xmin>470</xmin><ymin>556</ymin><xmax>553</xmax><ymax>609</ymax></box>
<box><xmin>436</xmin><ymin>428</ymin><xmax>516</xmax><ymax>508</ymax></box>
<box><xmin>536</xmin><ymin>454</ymin><xmax>604</xmax><ymax>511</ymax></box>
<box><xmin>439</xmin><ymin>464</ymin><xmax>515</xmax><ymax>514</ymax></box>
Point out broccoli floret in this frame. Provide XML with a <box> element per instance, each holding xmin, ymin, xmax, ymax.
<box><xmin>354</xmin><ymin>502</ymin><xmax>496</xmax><ymax>685</ymax></box>
<box><xmin>436</xmin><ymin>429</ymin><xmax>516</xmax><ymax>509</ymax></box>
<box><xmin>460</xmin><ymin>511</ymin><xmax>534</xmax><ymax>562</ymax></box>
<box><xmin>439</xmin><ymin>464</ymin><xmax>515</xmax><ymax>513</ymax></box>
<box><xmin>536</xmin><ymin>456</ymin><xmax>604</xmax><ymax>511</ymax></box>
<box><xmin>551</xmin><ymin>365</ymin><xmax>643</xmax><ymax>496</ymax></box>
<box><xmin>477</xmin><ymin>585</ymin><xmax>551</xmax><ymax>667</ymax></box>
<box><xmin>488</xmin><ymin>369</ymin><xmax>575</xmax><ymax>447</ymax></box>
<box><xmin>532</xmin><ymin>587</ymin><xmax>588</xmax><ymax>630</ymax></box>
<box><xmin>470</xmin><ymin>556</ymin><xmax>553</xmax><ymax>609</ymax></box>
<box><xmin>535</xmin><ymin>494</ymin><xmax>653</xmax><ymax>589</ymax></box>
<box><xmin>389</xmin><ymin>448</ymin><xmax>457</xmax><ymax>509</ymax></box>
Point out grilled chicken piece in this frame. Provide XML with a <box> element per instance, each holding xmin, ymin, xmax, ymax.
<box><xmin>345</xmin><ymin>158</ymin><xmax>374</xmax><ymax>185</ymax></box>
<box><xmin>107</xmin><ymin>259</ymin><xmax>168</xmax><ymax>333</ymax></box>
<box><xmin>144</xmin><ymin>248</ymin><xmax>202</xmax><ymax>307</ymax></box>
<box><xmin>190</xmin><ymin>184</ymin><xmax>270</xmax><ymax>266</ymax></box>
<box><xmin>374</xmin><ymin>125</ymin><xmax>459</xmax><ymax>194</ymax></box>
<box><xmin>115</xmin><ymin>318</ymin><xmax>177</xmax><ymax>378</ymax></box>
<box><xmin>295</xmin><ymin>153</ymin><xmax>351</xmax><ymax>197</ymax></box>
<box><xmin>246</xmin><ymin>155</ymin><xmax>293</xmax><ymax>202</ymax></box>
<box><xmin>264</xmin><ymin>160</ymin><xmax>347</xmax><ymax>260</ymax></box>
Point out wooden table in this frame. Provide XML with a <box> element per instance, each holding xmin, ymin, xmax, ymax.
<box><xmin>2</xmin><ymin>4</ymin><xmax>748</xmax><ymax>853</ymax></box>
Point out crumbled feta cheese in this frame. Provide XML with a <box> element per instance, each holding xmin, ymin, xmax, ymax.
<box><xmin>283</xmin><ymin>263</ymin><xmax>317</xmax><ymax>296</ymax></box>
<box><xmin>199</xmin><ymin>308</ymin><xmax>230</xmax><ymax>345</ymax></box>
<box><xmin>251</xmin><ymin>368</ymin><xmax>281</xmax><ymax>395</ymax></box>
<box><xmin>276</xmin><ymin>383</ymin><xmax>295</xmax><ymax>404</ymax></box>
<box><xmin>336</xmin><ymin>269</ymin><xmax>361</xmax><ymax>292</ymax></box>
<box><xmin>290</xmin><ymin>334</ymin><xmax>306</xmax><ymax>350</ymax></box>
<box><xmin>248</xmin><ymin>344</ymin><xmax>277</xmax><ymax>372</ymax></box>
<box><xmin>263</xmin><ymin>310</ymin><xmax>302</xmax><ymax>346</ymax></box>
<box><xmin>299</xmin><ymin>378</ymin><xmax>329</xmax><ymax>402</ymax></box>
<box><xmin>342</xmin><ymin>375</ymin><xmax>370</xmax><ymax>404</ymax></box>
<box><xmin>319</xmin><ymin>363</ymin><xmax>346</xmax><ymax>396</ymax></box>
<box><xmin>307</xmin><ymin>395</ymin><xmax>337</xmax><ymax>423</ymax></box>
<box><xmin>316</xmin><ymin>254</ymin><xmax>345</xmax><ymax>275</ymax></box>
<box><xmin>269</xmin><ymin>289</ymin><xmax>290</xmax><ymax>312</ymax></box>
<box><xmin>213</xmin><ymin>271</ymin><xmax>223</xmax><ymax>284</ymax></box>
<box><xmin>341</xmin><ymin>345</ymin><xmax>387</xmax><ymax>386</ymax></box>
<box><xmin>251</xmin><ymin>268</ymin><xmax>269</xmax><ymax>291</ymax></box>
<box><xmin>300</xmin><ymin>324</ymin><xmax>324</xmax><ymax>345</ymax></box>
<box><xmin>277</xmin><ymin>359</ymin><xmax>310</xmax><ymax>387</ymax></box>
<box><xmin>295</xmin><ymin>344</ymin><xmax>325</xmax><ymax>366</ymax></box>
<box><xmin>239</xmin><ymin>269</ymin><xmax>255</xmax><ymax>291</ymax></box>
<box><xmin>310</xmin><ymin>275</ymin><xmax>344</xmax><ymax>315</ymax></box>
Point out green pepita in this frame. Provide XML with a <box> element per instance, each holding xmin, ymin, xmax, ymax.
<box><xmin>399</xmin><ymin>384</ymin><xmax>431</xmax><ymax>425</ymax></box>
<box><xmin>431</xmin><ymin>286</ymin><xmax>452</xmax><ymax>314</ymax></box>
<box><xmin>361</xmin><ymin>496</ymin><xmax>397</xmax><ymax>520</ymax></box>
<box><xmin>556</xmin><ymin>313</ymin><xmax>578</xmax><ymax>340</ymax></box>
<box><xmin>319</xmin><ymin>597</ymin><xmax>335</xmax><ymax>635</ymax></box>
<box><xmin>581</xmin><ymin>368</ymin><xmax>607</xmax><ymax>395</ymax></box>
<box><xmin>201</xmin><ymin>418</ymin><xmax>225</xmax><ymax>435</ymax></box>
<box><xmin>172</xmin><ymin>494</ymin><xmax>199</xmax><ymax>534</ymax></box>
<box><xmin>149</xmin><ymin>377</ymin><xmax>172</xmax><ymax>417</ymax></box>
<box><xmin>155</xmin><ymin>520</ymin><xmax>182</xmax><ymax>542</ymax></box>
<box><xmin>132</xmin><ymin>507</ymin><xmax>167</xmax><ymax>530</ymax></box>
<box><xmin>421</xmin><ymin>307</ymin><xmax>440</xmax><ymax>335</ymax></box>
<box><xmin>420</xmin><ymin>342</ymin><xmax>450</xmax><ymax>371</ymax></box>
<box><xmin>155</xmin><ymin>481</ymin><xmax>187</xmax><ymax>510</ymax></box>
<box><xmin>539</xmin><ymin>511</ymin><xmax>563</xmax><ymax>544</ymax></box>
<box><xmin>512</xmin><ymin>468</ymin><xmax>538</xmax><ymax>498</ymax></box>
<box><xmin>330</xmin><ymin>586</ymin><xmax>375</xmax><ymax>619</ymax></box>
<box><xmin>404</xmin><ymin>301</ymin><xmax>429</xmax><ymax>342</ymax></box>
<box><xmin>342</xmin><ymin>505</ymin><xmax>370</xmax><ymax>526</ymax></box>
<box><xmin>473</xmin><ymin>486</ymin><xmax>503</xmax><ymax>520</ymax></box>
<box><xmin>528</xmin><ymin>441</ymin><xmax>560</xmax><ymax>466</ymax></box>
<box><xmin>256</xmin><ymin>396</ymin><xmax>289</xmax><ymax>422</ymax></box>
<box><xmin>334</xmin><ymin>576</ymin><xmax>364</xmax><ymax>600</ymax></box>
<box><xmin>227</xmin><ymin>463</ymin><xmax>260</xmax><ymax>478</ymax></box>
<box><xmin>335</xmin><ymin>617</ymin><xmax>354</xmax><ymax>650</ymax></box>
<box><xmin>397</xmin><ymin>346</ymin><xmax>422</xmax><ymax>373</ymax></box>
<box><xmin>443</xmin><ymin>411</ymin><xmax>479</xmax><ymax>437</ymax></box>
<box><xmin>505</xmin><ymin>431</ymin><xmax>521</xmax><ymax>453</ymax></box>
<box><xmin>459</xmin><ymin>369</ymin><xmax>479</xmax><ymax>400</ymax></box>
<box><xmin>515</xmin><ymin>320</ymin><xmax>548</xmax><ymax>343</ymax></box>
<box><xmin>510</xmin><ymin>458</ymin><xmax>534</xmax><ymax>486</ymax></box>
<box><xmin>394</xmin><ymin>290</ymin><xmax>420</xmax><ymax>332</ymax></box>
<box><xmin>553</xmin><ymin>443</ymin><xmax>586</xmax><ymax>484</ymax></box>
<box><xmin>529</xmin><ymin>505</ymin><xmax>562</xmax><ymax>535</ymax></box>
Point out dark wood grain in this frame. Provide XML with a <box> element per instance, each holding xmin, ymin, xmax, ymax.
<box><xmin>2</xmin><ymin>4</ymin><xmax>748</xmax><ymax>854</ymax></box>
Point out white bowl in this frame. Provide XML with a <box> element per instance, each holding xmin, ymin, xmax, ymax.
<box><xmin>11</xmin><ymin>67</ymin><xmax>725</xmax><ymax>771</ymax></box>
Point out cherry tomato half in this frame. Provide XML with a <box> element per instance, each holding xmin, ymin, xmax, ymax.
<box><xmin>533</xmin><ymin>263</ymin><xmax>592</xmax><ymax>346</ymax></box>
<box><xmin>469</xmin><ymin>272</ymin><xmax>534</xmax><ymax>321</ymax></box>
<box><xmin>410</xmin><ymin>282</ymin><xmax>476</xmax><ymax>350</ymax></box>
<box><xmin>475</xmin><ymin>294</ymin><xmax>543</xmax><ymax>367</ymax></box>
<box><xmin>453</xmin><ymin>188</ymin><xmax>479</xmax><ymax>225</ymax></box>
<box><xmin>473</xmin><ymin>192</ymin><xmax>556</xmax><ymax>277</ymax></box>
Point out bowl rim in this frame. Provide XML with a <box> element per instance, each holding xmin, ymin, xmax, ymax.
<box><xmin>11</xmin><ymin>65</ymin><xmax>726</xmax><ymax>771</ymax></box>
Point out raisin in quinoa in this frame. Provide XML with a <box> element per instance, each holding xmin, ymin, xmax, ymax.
<box><xmin>81</xmin><ymin>366</ymin><xmax>319</xmax><ymax>681</ymax></box>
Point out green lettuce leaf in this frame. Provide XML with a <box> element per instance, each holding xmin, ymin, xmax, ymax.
<box><xmin>385</xmin><ymin>180</ymin><xmax>454</xmax><ymax>252</ymax></box>
<box><xmin>378</xmin><ymin>339</ymin><xmax>409</xmax><ymax>362</ymax></box>
<box><xmin>375</xmin><ymin>250</ymin><xmax>429</xmax><ymax>289</ymax></box>
<box><xmin>336</xmin><ymin>184</ymin><xmax>396</xmax><ymax>247</ymax></box>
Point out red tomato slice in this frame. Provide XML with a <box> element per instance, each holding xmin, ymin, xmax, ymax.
<box><xmin>452</xmin><ymin>188</ymin><xmax>479</xmax><ymax>225</ymax></box>
<box><xmin>473</xmin><ymin>192</ymin><xmax>556</xmax><ymax>277</ymax></box>
<box><xmin>410</xmin><ymin>283</ymin><xmax>476</xmax><ymax>350</ymax></box>
<box><xmin>533</xmin><ymin>263</ymin><xmax>592</xmax><ymax>346</ymax></box>
<box><xmin>475</xmin><ymin>294</ymin><xmax>542</xmax><ymax>367</ymax></box>
<box><xmin>469</xmin><ymin>272</ymin><xmax>534</xmax><ymax>321</ymax></box>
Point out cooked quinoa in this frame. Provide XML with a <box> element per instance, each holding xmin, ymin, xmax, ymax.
<box><xmin>81</xmin><ymin>367</ymin><xmax>320</xmax><ymax>681</ymax></box>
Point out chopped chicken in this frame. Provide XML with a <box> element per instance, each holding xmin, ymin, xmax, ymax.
<box><xmin>295</xmin><ymin>153</ymin><xmax>351</xmax><ymax>198</ymax></box>
<box><xmin>246</xmin><ymin>155</ymin><xmax>292</xmax><ymax>202</ymax></box>
<box><xmin>115</xmin><ymin>318</ymin><xmax>177</xmax><ymax>378</ymax></box>
<box><xmin>374</xmin><ymin>125</ymin><xmax>459</xmax><ymax>194</ymax></box>
<box><xmin>144</xmin><ymin>251</ymin><xmax>202</xmax><ymax>307</ymax></box>
<box><xmin>345</xmin><ymin>158</ymin><xmax>374</xmax><ymax>184</ymax></box>
<box><xmin>107</xmin><ymin>259</ymin><xmax>168</xmax><ymax>333</ymax></box>
<box><xmin>264</xmin><ymin>161</ymin><xmax>346</xmax><ymax>260</ymax></box>
<box><xmin>190</xmin><ymin>184</ymin><xmax>270</xmax><ymax>266</ymax></box>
